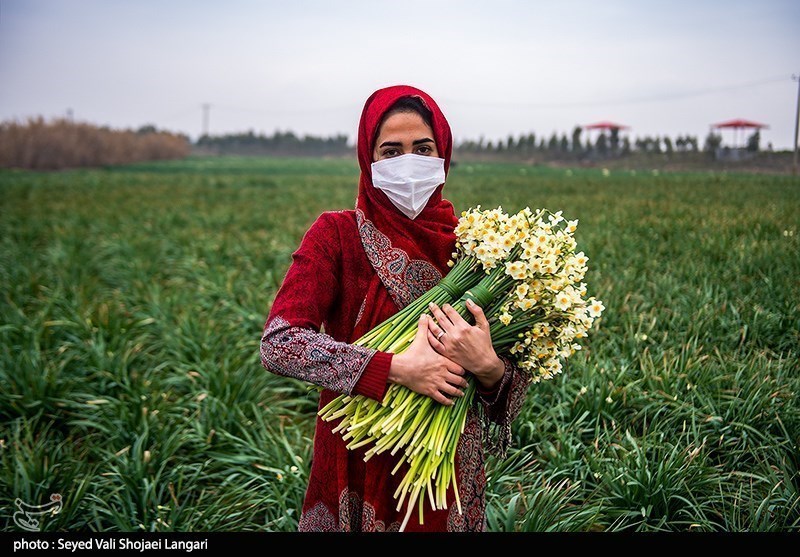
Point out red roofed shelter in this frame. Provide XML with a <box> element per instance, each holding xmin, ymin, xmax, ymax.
<box><xmin>711</xmin><ymin>118</ymin><xmax>769</xmax><ymax>148</ymax></box>
<box><xmin>583</xmin><ymin>121</ymin><xmax>631</xmax><ymax>131</ymax></box>
<box><xmin>581</xmin><ymin>121</ymin><xmax>631</xmax><ymax>156</ymax></box>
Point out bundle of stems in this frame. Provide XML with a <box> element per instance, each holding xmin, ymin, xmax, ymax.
<box><xmin>319</xmin><ymin>206</ymin><xmax>604</xmax><ymax>530</ymax></box>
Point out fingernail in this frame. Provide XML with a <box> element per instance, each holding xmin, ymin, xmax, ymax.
<box><xmin>466</xmin><ymin>299</ymin><xmax>474</xmax><ymax>307</ymax></box>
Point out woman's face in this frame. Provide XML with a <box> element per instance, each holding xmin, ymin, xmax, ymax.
<box><xmin>372</xmin><ymin>111</ymin><xmax>439</xmax><ymax>162</ymax></box>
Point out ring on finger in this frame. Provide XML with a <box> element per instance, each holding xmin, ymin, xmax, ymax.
<box><xmin>436</xmin><ymin>330</ymin><xmax>447</xmax><ymax>341</ymax></box>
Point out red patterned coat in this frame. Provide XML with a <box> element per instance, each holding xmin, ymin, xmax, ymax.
<box><xmin>260</xmin><ymin>208</ymin><xmax>530</xmax><ymax>532</ymax></box>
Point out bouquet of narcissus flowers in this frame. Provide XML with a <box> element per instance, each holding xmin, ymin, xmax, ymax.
<box><xmin>319</xmin><ymin>206</ymin><xmax>605</xmax><ymax>530</ymax></box>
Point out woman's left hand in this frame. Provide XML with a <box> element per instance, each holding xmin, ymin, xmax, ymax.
<box><xmin>426</xmin><ymin>299</ymin><xmax>505</xmax><ymax>390</ymax></box>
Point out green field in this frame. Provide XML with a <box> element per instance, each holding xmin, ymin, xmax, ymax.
<box><xmin>1</xmin><ymin>156</ymin><xmax>798</xmax><ymax>531</ymax></box>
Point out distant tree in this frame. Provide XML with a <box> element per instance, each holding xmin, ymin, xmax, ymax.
<box><xmin>507</xmin><ymin>135</ymin><xmax>515</xmax><ymax>151</ymax></box>
<box><xmin>548</xmin><ymin>132</ymin><xmax>559</xmax><ymax>152</ymax></box>
<box><xmin>596</xmin><ymin>133</ymin><xmax>608</xmax><ymax>155</ymax></box>
<box><xmin>560</xmin><ymin>134</ymin><xmax>569</xmax><ymax>153</ymax></box>
<box><xmin>516</xmin><ymin>133</ymin><xmax>528</xmax><ymax>155</ymax></box>
<box><xmin>193</xmin><ymin>128</ymin><xmax>351</xmax><ymax>156</ymax></box>
<box><xmin>703</xmin><ymin>132</ymin><xmax>722</xmax><ymax>153</ymax></box>
<box><xmin>663</xmin><ymin>136</ymin><xmax>673</xmax><ymax>154</ymax></box>
<box><xmin>621</xmin><ymin>136</ymin><xmax>631</xmax><ymax>155</ymax></box>
<box><xmin>539</xmin><ymin>138</ymin><xmax>547</xmax><ymax>151</ymax></box>
<box><xmin>609</xmin><ymin>128</ymin><xmax>620</xmax><ymax>153</ymax></box>
<box><xmin>675</xmin><ymin>136</ymin><xmax>686</xmax><ymax>152</ymax></box>
<box><xmin>652</xmin><ymin>136</ymin><xmax>662</xmax><ymax>154</ymax></box>
<box><xmin>746</xmin><ymin>130</ymin><xmax>760</xmax><ymax>152</ymax></box>
<box><xmin>571</xmin><ymin>126</ymin><xmax>582</xmax><ymax>152</ymax></box>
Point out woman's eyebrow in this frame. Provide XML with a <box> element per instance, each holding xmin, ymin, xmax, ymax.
<box><xmin>378</xmin><ymin>141</ymin><xmax>402</xmax><ymax>148</ymax></box>
<box><xmin>378</xmin><ymin>138</ymin><xmax>434</xmax><ymax>148</ymax></box>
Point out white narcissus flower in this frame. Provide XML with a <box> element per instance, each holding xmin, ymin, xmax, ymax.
<box><xmin>548</xmin><ymin>210</ymin><xmax>564</xmax><ymax>224</ymax></box>
<box><xmin>505</xmin><ymin>261</ymin><xmax>527</xmax><ymax>280</ymax></box>
<box><xmin>587</xmin><ymin>299</ymin><xmax>605</xmax><ymax>318</ymax></box>
<box><xmin>450</xmin><ymin>206</ymin><xmax>600</xmax><ymax>392</ymax></box>
<box><xmin>554</xmin><ymin>292</ymin><xmax>572</xmax><ymax>311</ymax></box>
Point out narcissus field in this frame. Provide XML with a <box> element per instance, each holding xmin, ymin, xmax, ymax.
<box><xmin>1</xmin><ymin>157</ymin><xmax>798</xmax><ymax>531</ymax></box>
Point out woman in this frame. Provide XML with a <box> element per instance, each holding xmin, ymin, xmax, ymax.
<box><xmin>260</xmin><ymin>85</ymin><xmax>530</xmax><ymax>532</ymax></box>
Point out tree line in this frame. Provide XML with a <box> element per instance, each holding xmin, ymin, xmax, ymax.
<box><xmin>455</xmin><ymin>127</ymin><xmax>762</xmax><ymax>159</ymax></box>
<box><xmin>0</xmin><ymin>117</ymin><xmax>766</xmax><ymax>170</ymax></box>
<box><xmin>195</xmin><ymin>130</ymin><xmax>351</xmax><ymax>157</ymax></box>
<box><xmin>195</xmin><ymin>127</ymin><xmax>763</xmax><ymax>160</ymax></box>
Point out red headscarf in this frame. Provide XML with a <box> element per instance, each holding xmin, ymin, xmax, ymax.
<box><xmin>354</xmin><ymin>85</ymin><xmax>459</xmax><ymax>318</ymax></box>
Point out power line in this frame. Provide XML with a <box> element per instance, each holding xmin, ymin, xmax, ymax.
<box><xmin>441</xmin><ymin>74</ymin><xmax>790</xmax><ymax>110</ymax></box>
<box><xmin>157</xmin><ymin>74</ymin><xmax>791</xmax><ymax>128</ymax></box>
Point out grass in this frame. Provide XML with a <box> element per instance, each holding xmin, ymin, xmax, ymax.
<box><xmin>1</xmin><ymin>156</ymin><xmax>798</xmax><ymax>531</ymax></box>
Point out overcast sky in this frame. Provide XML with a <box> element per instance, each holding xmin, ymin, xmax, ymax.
<box><xmin>2</xmin><ymin>0</ymin><xmax>798</xmax><ymax>148</ymax></box>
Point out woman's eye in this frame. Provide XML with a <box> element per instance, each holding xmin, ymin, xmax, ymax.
<box><xmin>383</xmin><ymin>149</ymin><xmax>400</xmax><ymax>158</ymax></box>
<box><xmin>415</xmin><ymin>145</ymin><xmax>432</xmax><ymax>155</ymax></box>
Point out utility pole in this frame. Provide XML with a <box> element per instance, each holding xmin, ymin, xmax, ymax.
<box><xmin>201</xmin><ymin>103</ymin><xmax>211</xmax><ymax>138</ymax></box>
<box><xmin>793</xmin><ymin>74</ymin><xmax>799</xmax><ymax>176</ymax></box>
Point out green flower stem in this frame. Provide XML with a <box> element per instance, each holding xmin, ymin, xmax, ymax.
<box><xmin>392</xmin><ymin>381</ymin><xmax>475</xmax><ymax>504</ymax></box>
<box><xmin>320</xmin><ymin>245</ymin><xmax>544</xmax><ymax>526</ymax></box>
<box><xmin>353</xmin><ymin>256</ymin><xmax>479</xmax><ymax>351</ymax></box>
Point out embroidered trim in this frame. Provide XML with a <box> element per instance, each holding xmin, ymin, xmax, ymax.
<box><xmin>296</xmin><ymin>489</ymin><xmax>402</xmax><ymax>532</ymax></box>
<box><xmin>340</xmin><ymin>488</ymin><xmax>401</xmax><ymax>532</ymax></box>
<box><xmin>298</xmin><ymin>501</ymin><xmax>336</xmax><ymax>532</ymax></box>
<box><xmin>477</xmin><ymin>357</ymin><xmax>531</xmax><ymax>459</ymax></box>
<box><xmin>356</xmin><ymin>209</ymin><xmax>442</xmax><ymax>308</ymax></box>
<box><xmin>447</xmin><ymin>408</ymin><xmax>487</xmax><ymax>532</ymax></box>
<box><xmin>260</xmin><ymin>316</ymin><xmax>376</xmax><ymax>395</ymax></box>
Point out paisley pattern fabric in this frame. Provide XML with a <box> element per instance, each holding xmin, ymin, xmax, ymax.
<box><xmin>297</xmin><ymin>488</ymin><xmax>403</xmax><ymax>532</ymax></box>
<box><xmin>260</xmin><ymin>316</ymin><xmax>375</xmax><ymax>395</ymax></box>
<box><xmin>356</xmin><ymin>208</ymin><xmax>441</xmax><ymax>309</ymax></box>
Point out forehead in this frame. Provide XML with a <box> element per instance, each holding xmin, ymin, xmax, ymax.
<box><xmin>375</xmin><ymin>111</ymin><xmax>433</xmax><ymax>141</ymax></box>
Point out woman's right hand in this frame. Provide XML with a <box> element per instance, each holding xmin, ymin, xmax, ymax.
<box><xmin>387</xmin><ymin>315</ymin><xmax>468</xmax><ymax>406</ymax></box>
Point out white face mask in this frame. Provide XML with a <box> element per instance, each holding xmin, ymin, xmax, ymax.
<box><xmin>370</xmin><ymin>153</ymin><xmax>446</xmax><ymax>220</ymax></box>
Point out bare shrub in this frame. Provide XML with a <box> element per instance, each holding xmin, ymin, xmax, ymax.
<box><xmin>0</xmin><ymin>117</ymin><xmax>190</xmax><ymax>169</ymax></box>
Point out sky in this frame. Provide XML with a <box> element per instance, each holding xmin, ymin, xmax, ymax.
<box><xmin>1</xmin><ymin>0</ymin><xmax>799</xmax><ymax>149</ymax></box>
